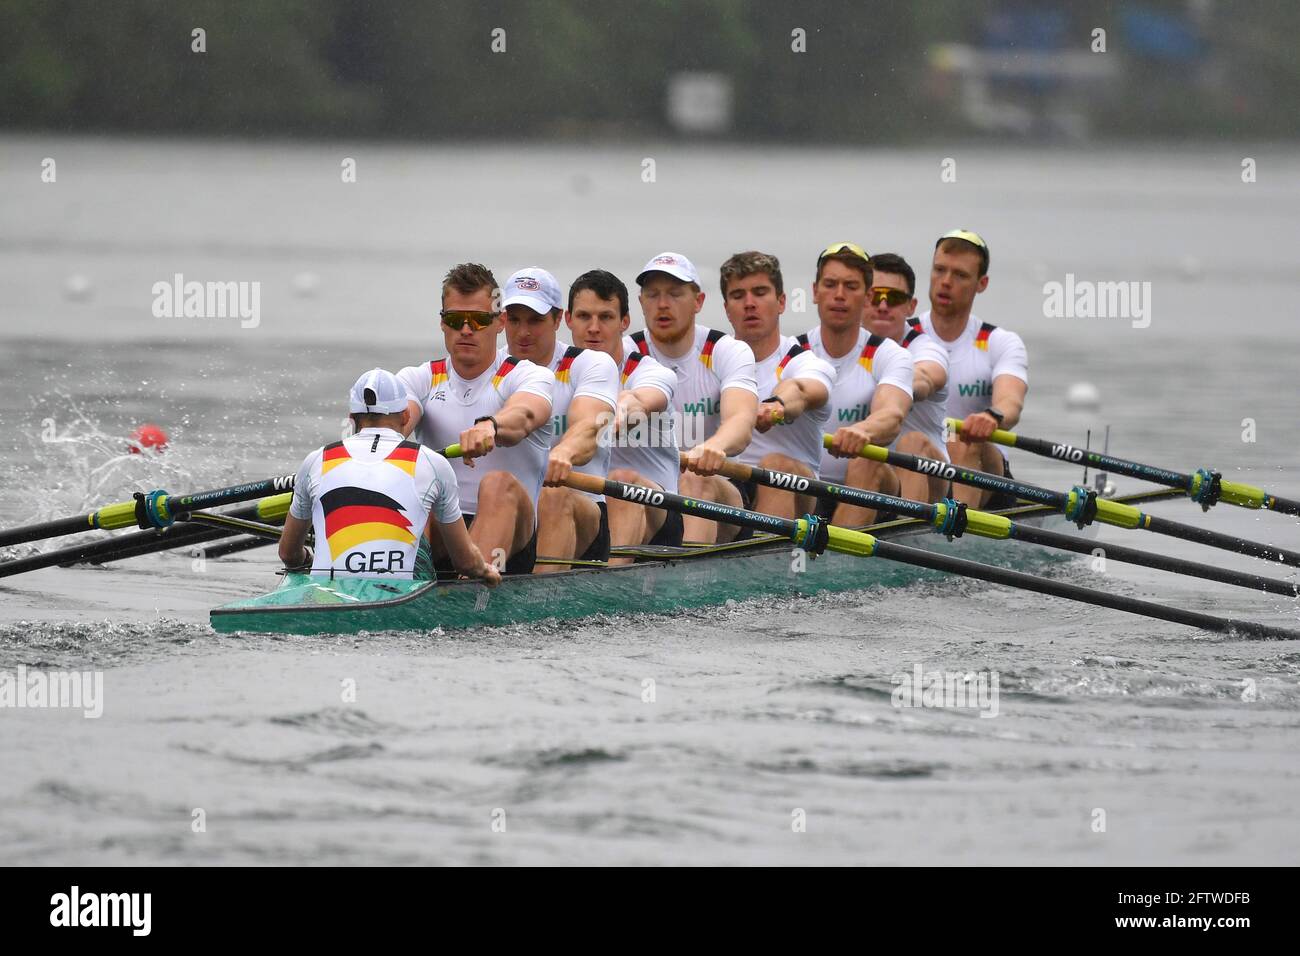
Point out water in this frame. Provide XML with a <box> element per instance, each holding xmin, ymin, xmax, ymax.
<box><xmin>1</xmin><ymin>135</ymin><xmax>1299</xmax><ymax>864</ymax></box>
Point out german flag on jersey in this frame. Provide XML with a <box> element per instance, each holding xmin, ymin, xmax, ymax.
<box><xmin>630</xmin><ymin>331</ymin><xmax>650</xmax><ymax>356</ymax></box>
<box><xmin>491</xmin><ymin>355</ymin><xmax>520</xmax><ymax>389</ymax></box>
<box><xmin>321</xmin><ymin>441</ymin><xmax>351</xmax><ymax>475</ymax></box>
<box><xmin>974</xmin><ymin>321</ymin><xmax>996</xmax><ymax>351</ymax></box>
<box><xmin>699</xmin><ymin>328</ymin><xmax>725</xmax><ymax>369</ymax></box>
<box><xmin>554</xmin><ymin>345</ymin><xmax>583</xmax><ymax>384</ymax></box>
<box><xmin>859</xmin><ymin>333</ymin><xmax>886</xmax><ymax>373</ymax></box>
<box><xmin>621</xmin><ymin>351</ymin><xmax>644</xmax><ymax>385</ymax></box>
<box><xmin>430</xmin><ymin>358</ymin><xmax>448</xmax><ymax>388</ymax></box>
<box><xmin>320</xmin><ymin>486</ymin><xmax>416</xmax><ymax>558</ymax></box>
<box><xmin>774</xmin><ymin>339</ymin><xmax>809</xmax><ymax>381</ymax></box>
<box><xmin>384</xmin><ymin>441</ymin><xmax>421</xmax><ymax>477</ymax></box>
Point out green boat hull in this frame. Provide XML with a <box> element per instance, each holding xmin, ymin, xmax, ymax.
<box><xmin>210</xmin><ymin>495</ymin><xmax>1165</xmax><ymax>635</ymax></box>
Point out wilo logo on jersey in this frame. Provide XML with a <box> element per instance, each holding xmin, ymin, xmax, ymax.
<box><xmin>152</xmin><ymin>273</ymin><xmax>261</xmax><ymax>328</ymax></box>
<box><xmin>0</xmin><ymin>665</ymin><xmax>103</xmax><ymax>718</ymax></box>
<box><xmin>1042</xmin><ymin>273</ymin><xmax>1151</xmax><ymax>329</ymax></box>
<box><xmin>891</xmin><ymin>664</ymin><xmax>999</xmax><ymax>718</ymax></box>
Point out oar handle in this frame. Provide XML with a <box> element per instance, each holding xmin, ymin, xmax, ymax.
<box><xmin>677</xmin><ymin>452</ymin><xmax>752</xmax><ymax>482</ymax></box>
<box><xmin>439</xmin><ymin>444</ymin><xmax>463</xmax><ymax>459</ymax></box>
<box><xmin>563</xmin><ymin>473</ymin><xmax>607</xmax><ymax>495</ymax></box>
<box><xmin>820</xmin><ymin>433</ymin><xmax>890</xmax><ymax>463</ymax></box>
<box><xmin>944</xmin><ymin>418</ymin><xmax>1018</xmax><ymax>446</ymax></box>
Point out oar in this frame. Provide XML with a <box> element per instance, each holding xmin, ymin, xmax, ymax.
<box><xmin>0</xmin><ymin>475</ymin><xmax>297</xmax><ymax>549</ymax></box>
<box><xmin>701</xmin><ymin>457</ymin><xmax>1300</xmax><ymax>598</ymax></box>
<box><xmin>0</xmin><ymin>443</ymin><xmax>461</xmax><ymax>552</ymax></box>
<box><xmin>563</xmin><ymin>472</ymin><xmax>1299</xmax><ymax>639</ymax></box>
<box><xmin>948</xmin><ymin>418</ymin><xmax>1300</xmax><ymax>516</ymax></box>
<box><xmin>825</xmin><ymin>435</ymin><xmax>1300</xmax><ymax>569</ymax></box>
<box><xmin>0</xmin><ymin>494</ymin><xmax>292</xmax><ymax>579</ymax></box>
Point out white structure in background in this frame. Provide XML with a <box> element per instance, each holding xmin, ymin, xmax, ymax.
<box><xmin>928</xmin><ymin>43</ymin><xmax>1120</xmax><ymax>139</ymax></box>
<box><xmin>667</xmin><ymin>72</ymin><xmax>733</xmax><ymax>135</ymax></box>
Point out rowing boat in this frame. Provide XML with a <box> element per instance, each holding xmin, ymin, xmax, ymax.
<box><xmin>209</xmin><ymin>487</ymin><xmax>1184</xmax><ymax>635</ymax></box>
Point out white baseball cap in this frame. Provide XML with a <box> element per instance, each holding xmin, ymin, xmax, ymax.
<box><xmin>636</xmin><ymin>252</ymin><xmax>700</xmax><ymax>286</ymax></box>
<box><xmin>348</xmin><ymin>368</ymin><xmax>410</xmax><ymax>415</ymax></box>
<box><xmin>501</xmin><ymin>268</ymin><xmax>563</xmax><ymax>314</ymax></box>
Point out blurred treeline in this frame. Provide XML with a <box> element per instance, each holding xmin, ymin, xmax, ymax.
<box><xmin>2</xmin><ymin>0</ymin><xmax>1297</xmax><ymax>140</ymax></box>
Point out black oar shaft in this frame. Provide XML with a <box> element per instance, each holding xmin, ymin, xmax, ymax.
<box><xmin>870</xmin><ymin>540</ymin><xmax>1297</xmax><ymax>640</ymax></box>
<box><xmin>1142</xmin><ymin>514</ymin><xmax>1300</xmax><ymax>566</ymax></box>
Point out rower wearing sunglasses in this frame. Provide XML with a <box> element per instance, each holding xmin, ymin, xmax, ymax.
<box><xmin>805</xmin><ymin>242</ymin><xmax>915</xmax><ymax>526</ymax></box>
<box><xmin>397</xmin><ymin>263</ymin><xmax>555</xmax><ymax>575</ymax></box>
<box><xmin>916</xmin><ymin>229</ymin><xmax>1028</xmax><ymax>509</ymax></box>
<box><xmin>499</xmin><ymin>267</ymin><xmax>620</xmax><ymax>572</ymax></box>
<box><xmin>720</xmin><ymin>251</ymin><xmax>836</xmax><ymax>524</ymax></box>
<box><xmin>861</xmin><ymin>252</ymin><xmax>952</xmax><ymax>503</ymax></box>
<box><xmin>630</xmin><ymin>252</ymin><xmax>759</xmax><ymax>544</ymax></box>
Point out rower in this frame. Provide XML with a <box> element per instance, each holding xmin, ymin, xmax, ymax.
<box><xmin>279</xmin><ymin>368</ymin><xmax>500</xmax><ymax>586</ymax></box>
<box><xmin>564</xmin><ymin>269</ymin><xmax>683</xmax><ymax>558</ymax></box>
<box><xmin>804</xmin><ymin>242</ymin><xmax>914</xmax><ymax>526</ymax></box>
<box><xmin>861</xmin><ymin>252</ymin><xmax>952</xmax><ymax>503</ymax></box>
<box><xmin>631</xmin><ymin>251</ymin><xmax>758</xmax><ymax>543</ymax></box>
<box><xmin>917</xmin><ymin>229</ymin><xmax>1028</xmax><ymax>508</ymax></box>
<box><xmin>499</xmin><ymin>267</ymin><xmax>620</xmax><ymax>572</ymax></box>
<box><xmin>397</xmin><ymin>263</ymin><xmax>554</xmax><ymax>575</ymax></box>
<box><xmin>719</xmin><ymin>250</ymin><xmax>835</xmax><ymax>521</ymax></box>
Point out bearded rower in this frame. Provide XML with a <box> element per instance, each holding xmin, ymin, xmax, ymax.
<box><xmin>917</xmin><ymin>229</ymin><xmax>1028</xmax><ymax>509</ymax></box>
<box><xmin>564</xmin><ymin>269</ymin><xmax>683</xmax><ymax>557</ymax></box>
<box><xmin>397</xmin><ymin>263</ymin><xmax>554</xmax><ymax>575</ymax></box>
<box><xmin>630</xmin><ymin>252</ymin><xmax>758</xmax><ymax>544</ymax></box>
<box><xmin>804</xmin><ymin>242</ymin><xmax>914</xmax><ymax>526</ymax></box>
<box><xmin>499</xmin><ymin>267</ymin><xmax>620</xmax><ymax>572</ymax></box>
<box><xmin>861</xmin><ymin>252</ymin><xmax>952</xmax><ymax>503</ymax></box>
<box><xmin>718</xmin><ymin>251</ymin><xmax>835</xmax><ymax>522</ymax></box>
<box><xmin>279</xmin><ymin>368</ymin><xmax>500</xmax><ymax>587</ymax></box>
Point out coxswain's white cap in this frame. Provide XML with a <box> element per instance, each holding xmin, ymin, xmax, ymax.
<box><xmin>636</xmin><ymin>251</ymin><xmax>700</xmax><ymax>286</ymax></box>
<box><xmin>348</xmin><ymin>368</ymin><xmax>410</xmax><ymax>415</ymax></box>
<box><xmin>501</xmin><ymin>268</ymin><xmax>564</xmax><ymax>314</ymax></box>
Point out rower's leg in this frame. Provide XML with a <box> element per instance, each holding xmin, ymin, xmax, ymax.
<box><xmin>945</xmin><ymin>439</ymin><xmax>1000</xmax><ymax>507</ymax></box>
<box><xmin>678</xmin><ymin>471</ymin><xmax>742</xmax><ymax>543</ymax></box>
<box><xmin>606</xmin><ymin>468</ymin><xmax>665</xmax><ymax>565</ymax></box>
<box><xmin>895</xmin><ymin>432</ymin><xmax>949</xmax><ymax>503</ymax></box>
<box><xmin>534</xmin><ymin>488</ymin><xmax>602</xmax><ymax>573</ymax></box>
<box><xmin>832</xmin><ymin>457</ymin><xmax>900</xmax><ymax>527</ymax></box>
<box><xmin>471</xmin><ymin>470</ymin><xmax>536</xmax><ymax>571</ymax></box>
<box><xmin>753</xmin><ymin>453</ymin><xmax>817</xmax><ymax>520</ymax></box>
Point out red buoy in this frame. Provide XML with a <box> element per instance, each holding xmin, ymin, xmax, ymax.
<box><xmin>129</xmin><ymin>423</ymin><xmax>169</xmax><ymax>454</ymax></box>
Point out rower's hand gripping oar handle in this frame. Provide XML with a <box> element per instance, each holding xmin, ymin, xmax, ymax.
<box><xmin>676</xmin><ymin>452</ymin><xmax>753</xmax><ymax>483</ymax></box>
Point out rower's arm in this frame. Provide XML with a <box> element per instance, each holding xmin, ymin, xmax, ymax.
<box><xmin>864</xmin><ymin>383</ymin><xmax>910</xmax><ymax>445</ymax></box>
<box><xmin>624</xmin><ymin>385</ymin><xmax>669</xmax><ymax>416</ymax></box>
<box><xmin>771</xmin><ymin>376</ymin><xmax>829</xmax><ymax>422</ymax></box>
<box><xmin>990</xmin><ymin>375</ymin><xmax>1027</xmax><ymax>430</ymax></box>
<box><xmin>278</xmin><ymin>513</ymin><xmax>312</xmax><ymax>568</ymax></box>
<box><xmin>551</xmin><ymin>395</ymin><xmax>613</xmax><ymax>468</ymax></box>
<box><xmin>431</xmin><ymin>515</ymin><xmax>501</xmax><ymax>586</ymax></box>
<box><xmin>912</xmin><ymin>359</ymin><xmax>947</xmax><ymax>404</ymax></box>
<box><xmin>495</xmin><ymin>391</ymin><xmax>551</xmax><ymax>447</ymax></box>
<box><xmin>711</xmin><ymin>387</ymin><xmax>759</xmax><ymax>456</ymax></box>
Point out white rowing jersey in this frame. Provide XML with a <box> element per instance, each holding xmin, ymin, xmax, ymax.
<box><xmin>894</xmin><ymin>319</ymin><xmax>951</xmax><ymax>461</ymax></box>
<box><xmin>736</xmin><ymin>335</ymin><xmax>835</xmax><ymax>474</ymax></box>
<box><xmin>916</xmin><ymin>311</ymin><xmax>1028</xmax><ymax>460</ymax></box>
<box><xmin>804</xmin><ymin>326</ymin><xmax>914</xmax><ymax>482</ymax></box>
<box><xmin>397</xmin><ymin>352</ymin><xmax>554</xmax><ymax>515</ymax></box>
<box><xmin>289</xmin><ymin>427</ymin><xmax>461</xmax><ymax>579</ymax></box>
<box><xmin>630</xmin><ymin>326</ymin><xmax>757</xmax><ymax>450</ymax></box>
<box><xmin>612</xmin><ymin>340</ymin><xmax>680</xmax><ymax>494</ymax></box>
<box><xmin>547</xmin><ymin>341</ymin><xmax>619</xmax><ymax>500</ymax></box>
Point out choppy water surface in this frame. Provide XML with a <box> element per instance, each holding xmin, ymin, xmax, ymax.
<box><xmin>1</xmin><ymin>136</ymin><xmax>1298</xmax><ymax>864</ymax></box>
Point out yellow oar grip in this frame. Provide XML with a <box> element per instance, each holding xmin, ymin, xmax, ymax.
<box><xmin>945</xmin><ymin>417</ymin><xmax>1017</xmax><ymax>447</ymax></box>
<box><xmin>962</xmin><ymin>508</ymin><xmax>1013</xmax><ymax>540</ymax></box>
<box><xmin>442</xmin><ymin>443</ymin><xmax>463</xmax><ymax>459</ymax></box>
<box><xmin>821</xmin><ymin>434</ymin><xmax>889</xmax><ymax>463</ymax></box>
<box><xmin>1217</xmin><ymin>480</ymin><xmax>1267</xmax><ymax>510</ymax></box>
<box><xmin>826</xmin><ymin>525</ymin><xmax>876</xmax><ymax>557</ymax></box>
<box><xmin>256</xmin><ymin>493</ymin><xmax>293</xmax><ymax>522</ymax></box>
<box><xmin>1093</xmin><ymin>498</ymin><xmax>1144</xmax><ymax>529</ymax></box>
<box><xmin>94</xmin><ymin>500</ymin><xmax>142</xmax><ymax>531</ymax></box>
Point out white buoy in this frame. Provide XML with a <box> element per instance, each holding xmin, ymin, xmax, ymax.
<box><xmin>1179</xmin><ymin>255</ymin><xmax>1203</xmax><ymax>280</ymax></box>
<box><xmin>63</xmin><ymin>274</ymin><xmax>93</xmax><ymax>301</ymax></box>
<box><xmin>292</xmin><ymin>272</ymin><xmax>320</xmax><ymax>297</ymax></box>
<box><xmin>1066</xmin><ymin>381</ymin><xmax>1101</xmax><ymax>411</ymax></box>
